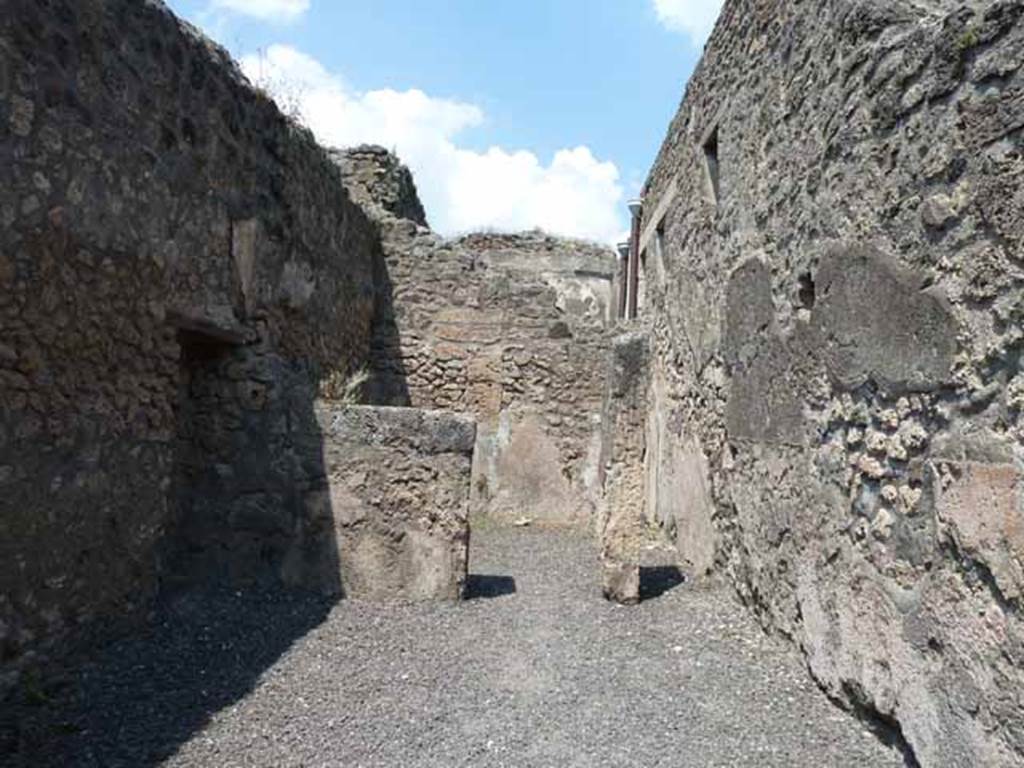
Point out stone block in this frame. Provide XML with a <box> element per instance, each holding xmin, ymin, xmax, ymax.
<box><xmin>231</xmin><ymin>218</ymin><xmax>261</xmax><ymax>316</ymax></box>
<box><xmin>602</xmin><ymin>557</ymin><xmax>640</xmax><ymax>605</ymax></box>
<box><xmin>722</xmin><ymin>257</ymin><xmax>775</xmax><ymax>372</ymax></box>
<box><xmin>931</xmin><ymin>460</ymin><xmax>1024</xmax><ymax>601</ymax></box>
<box><xmin>282</xmin><ymin>404</ymin><xmax>476</xmax><ymax>601</ymax></box>
<box><xmin>811</xmin><ymin>245</ymin><xmax>957</xmax><ymax>395</ymax></box>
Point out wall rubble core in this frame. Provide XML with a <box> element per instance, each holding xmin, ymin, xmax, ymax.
<box><xmin>636</xmin><ymin>0</ymin><xmax>1024</xmax><ymax>765</ymax></box>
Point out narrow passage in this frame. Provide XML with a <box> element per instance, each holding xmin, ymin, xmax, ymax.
<box><xmin>4</xmin><ymin>527</ymin><xmax>907</xmax><ymax>768</ymax></box>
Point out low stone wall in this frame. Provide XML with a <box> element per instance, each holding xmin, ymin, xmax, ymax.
<box><xmin>338</xmin><ymin>149</ymin><xmax>616</xmax><ymax>525</ymax></box>
<box><xmin>1</xmin><ymin>0</ymin><xmax>380</xmax><ymax>686</ymax></box>
<box><xmin>282</xmin><ymin>404</ymin><xmax>475</xmax><ymax>601</ymax></box>
<box><xmin>639</xmin><ymin>1</ymin><xmax>1024</xmax><ymax>764</ymax></box>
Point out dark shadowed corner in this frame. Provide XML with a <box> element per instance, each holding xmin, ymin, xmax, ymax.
<box><xmin>465</xmin><ymin>574</ymin><xmax>518</xmax><ymax>599</ymax></box>
<box><xmin>639</xmin><ymin>565</ymin><xmax>685</xmax><ymax>601</ymax></box>
<box><xmin>365</xmin><ymin>232</ymin><xmax>414</xmax><ymax>408</ymax></box>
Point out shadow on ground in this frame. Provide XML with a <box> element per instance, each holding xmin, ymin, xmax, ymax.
<box><xmin>639</xmin><ymin>565</ymin><xmax>685</xmax><ymax>601</ymax></box>
<box><xmin>465</xmin><ymin>574</ymin><xmax>517</xmax><ymax>599</ymax></box>
<box><xmin>0</xmin><ymin>583</ymin><xmax>335</xmax><ymax>768</ymax></box>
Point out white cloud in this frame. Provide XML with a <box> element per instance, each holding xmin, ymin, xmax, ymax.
<box><xmin>652</xmin><ymin>0</ymin><xmax>724</xmax><ymax>47</ymax></box>
<box><xmin>210</xmin><ymin>0</ymin><xmax>309</xmax><ymax>22</ymax></box>
<box><xmin>239</xmin><ymin>45</ymin><xmax>624</xmax><ymax>243</ymax></box>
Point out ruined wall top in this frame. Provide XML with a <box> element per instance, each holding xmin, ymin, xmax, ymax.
<box><xmin>331</xmin><ymin>146</ymin><xmax>615</xmax><ymax>277</ymax></box>
<box><xmin>330</xmin><ymin>145</ymin><xmax>429</xmax><ymax>227</ymax></box>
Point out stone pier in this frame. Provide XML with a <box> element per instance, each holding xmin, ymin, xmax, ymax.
<box><xmin>282</xmin><ymin>405</ymin><xmax>476</xmax><ymax>601</ymax></box>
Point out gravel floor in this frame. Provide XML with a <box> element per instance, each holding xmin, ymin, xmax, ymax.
<box><xmin>3</xmin><ymin>526</ymin><xmax>908</xmax><ymax>768</ymax></box>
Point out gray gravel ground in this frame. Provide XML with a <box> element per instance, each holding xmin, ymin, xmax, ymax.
<box><xmin>3</xmin><ymin>526</ymin><xmax>909</xmax><ymax>767</ymax></box>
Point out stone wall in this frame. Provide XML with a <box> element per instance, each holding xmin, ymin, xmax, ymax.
<box><xmin>639</xmin><ymin>1</ymin><xmax>1024</xmax><ymax>765</ymax></box>
<box><xmin>339</xmin><ymin>149</ymin><xmax>616</xmax><ymax>525</ymax></box>
<box><xmin>0</xmin><ymin>0</ymin><xmax>381</xmax><ymax>685</ymax></box>
<box><xmin>283</xmin><ymin>404</ymin><xmax>475</xmax><ymax>601</ymax></box>
<box><xmin>331</xmin><ymin>145</ymin><xmax>428</xmax><ymax>228</ymax></box>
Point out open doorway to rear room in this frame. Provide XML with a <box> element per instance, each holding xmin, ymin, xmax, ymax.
<box><xmin>702</xmin><ymin>125</ymin><xmax>720</xmax><ymax>206</ymax></box>
<box><xmin>168</xmin><ymin>325</ymin><xmax>239</xmax><ymax>583</ymax></box>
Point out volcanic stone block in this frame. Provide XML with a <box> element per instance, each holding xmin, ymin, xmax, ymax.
<box><xmin>282</xmin><ymin>405</ymin><xmax>476</xmax><ymax>600</ymax></box>
<box><xmin>811</xmin><ymin>245</ymin><xmax>957</xmax><ymax>395</ymax></box>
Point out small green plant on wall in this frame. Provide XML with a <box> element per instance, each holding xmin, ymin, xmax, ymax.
<box><xmin>957</xmin><ymin>25</ymin><xmax>979</xmax><ymax>52</ymax></box>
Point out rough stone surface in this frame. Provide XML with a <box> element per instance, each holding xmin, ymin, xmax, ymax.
<box><xmin>329</xmin><ymin>144</ymin><xmax>428</xmax><ymax>227</ymax></box>
<box><xmin>812</xmin><ymin>245</ymin><xmax>958</xmax><ymax>395</ymax></box>
<box><xmin>0</xmin><ymin>0</ymin><xmax>381</xmax><ymax>690</ymax></box>
<box><xmin>931</xmin><ymin>458</ymin><xmax>1024</xmax><ymax>601</ymax></box>
<box><xmin>639</xmin><ymin>1</ymin><xmax>1024</xmax><ymax>765</ymax></box>
<box><xmin>598</xmin><ymin>332</ymin><xmax>650</xmax><ymax>604</ymax></box>
<box><xmin>282</xmin><ymin>404</ymin><xmax>475</xmax><ymax>601</ymax></box>
<box><xmin>1</xmin><ymin>527</ymin><xmax>906</xmax><ymax>768</ymax></box>
<box><xmin>337</xmin><ymin>148</ymin><xmax>616</xmax><ymax>525</ymax></box>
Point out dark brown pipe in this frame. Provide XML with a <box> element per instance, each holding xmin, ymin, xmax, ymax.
<box><xmin>627</xmin><ymin>202</ymin><xmax>642</xmax><ymax>319</ymax></box>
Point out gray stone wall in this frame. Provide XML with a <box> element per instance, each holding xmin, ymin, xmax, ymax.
<box><xmin>0</xmin><ymin>0</ymin><xmax>380</xmax><ymax>685</ymax></box>
<box><xmin>640</xmin><ymin>1</ymin><xmax>1024</xmax><ymax>765</ymax></box>
<box><xmin>283</xmin><ymin>404</ymin><xmax>475</xmax><ymax>601</ymax></box>
<box><xmin>338</xmin><ymin>148</ymin><xmax>616</xmax><ymax>525</ymax></box>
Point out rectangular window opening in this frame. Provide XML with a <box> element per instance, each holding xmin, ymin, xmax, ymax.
<box><xmin>654</xmin><ymin>218</ymin><xmax>666</xmax><ymax>269</ymax></box>
<box><xmin>637</xmin><ymin>247</ymin><xmax>647</xmax><ymax>315</ymax></box>
<box><xmin>703</xmin><ymin>127</ymin><xmax>720</xmax><ymax>206</ymax></box>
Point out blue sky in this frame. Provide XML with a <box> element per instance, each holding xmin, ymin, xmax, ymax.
<box><xmin>165</xmin><ymin>0</ymin><xmax>724</xmax><ymax>242</ymax></box>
